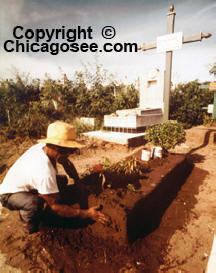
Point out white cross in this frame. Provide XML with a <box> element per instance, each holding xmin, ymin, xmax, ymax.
<box><xmin>139</xmin><ymin>4</ymin><xmax>212</xmax><ymax>121</ymax></box>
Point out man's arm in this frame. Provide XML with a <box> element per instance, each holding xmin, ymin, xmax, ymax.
<box><xmin>59</xmin><ymin>158</ymin><xmax>80</xmax><ymax>183</ymax></box>
<box><xmin>40</xmin><ymin>193</ymin><xmax>109</xmax><ymax>224</ymax></box>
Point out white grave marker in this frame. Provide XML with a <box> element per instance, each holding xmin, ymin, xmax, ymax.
<box><xmin>139</xmin><ymin>68</ymin><xmax>164</xmax><ymax>111</ymax></box>
<box><xmin>157</xmin><ymin>32</ymin><xmax>183</xmax><ymax>53</ymax></box>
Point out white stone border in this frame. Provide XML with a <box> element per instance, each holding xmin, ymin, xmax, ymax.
<box><xmin>206</xmin><ymin>235</ymin><xmax>216</xmax><ymax>273</ymax></box>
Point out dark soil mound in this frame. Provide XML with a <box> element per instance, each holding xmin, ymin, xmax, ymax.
<box><xmin>0</xmin><ymin>153</ymin><xmax>194</xmax><ymax>272</ymax></box>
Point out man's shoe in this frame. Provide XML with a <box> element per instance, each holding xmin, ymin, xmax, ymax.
<box><xmin>22</xmin><ymin>222</ymin><xmax>39</xmax><ymax>234</ymax></box>
<box><xmin>19</xmin><ymin>211</ymin><xmax>39</xmax><ymax>234</ymax></box>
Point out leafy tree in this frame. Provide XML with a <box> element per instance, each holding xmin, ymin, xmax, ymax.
<box><xmin>70</xmin><ymin>72</ymin><xmax>90</xmax><ymax>116</ymax></box>
<box><xmin>0</xmin><ymin>74</ymin><xmax>40</xmax><ymax>127</ymax></box>
<box><xmin>88</xmin><ymin>85</ymin><xmax>115</xmax><ymax>118</ymax></box>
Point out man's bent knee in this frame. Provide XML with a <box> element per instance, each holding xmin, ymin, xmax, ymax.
<box><xmin>6</xmin><ymin>192</ymin><xmax>44</xmax><ymax>211</ymax></box>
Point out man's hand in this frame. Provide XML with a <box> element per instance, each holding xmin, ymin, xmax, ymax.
<box><xmin>87</xmin><ymin>205</ymin><xmax>111</xmax><ymax>225</ymax></box>
<box><xmin>40</xmin><ymin>193</ymin><xmax>111</xmax><ymax>224</ymax></box>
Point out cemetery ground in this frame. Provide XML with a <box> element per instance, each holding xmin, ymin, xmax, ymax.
<box><xmin>0</xmin><ymin>125</ymin><xmax>216</xmax><ymax>272</ymax></box>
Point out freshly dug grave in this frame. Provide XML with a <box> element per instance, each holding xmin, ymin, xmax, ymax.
<box><xmin>0</xmin><ymin>151</ymin><xmax>193</xmax><ymax>273</ymax></box>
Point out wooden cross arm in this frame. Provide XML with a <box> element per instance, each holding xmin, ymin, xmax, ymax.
<box><xmin>138</xmin><ymin>32</ymin><xmax>212</xmax><ymax>51</ymax></box>
<box><xmin>138</xmin><ymin>42</ymin><xmax>156</xmax><ymax>51</ymax></box>
<box><xmin>183</xmin><ymin>32</ymin><xmax>212</xmax><ymax>44</ymax></box>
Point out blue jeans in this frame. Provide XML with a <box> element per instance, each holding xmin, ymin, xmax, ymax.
<box><xmin>0</xmin><ymin>175</ymin><xmax>68</xmax><ymax>226</ymax></box>
<box><xmin>1</xmin><ymin>191</ymin><xmax>45</xmax><ymax>226</ymax></box>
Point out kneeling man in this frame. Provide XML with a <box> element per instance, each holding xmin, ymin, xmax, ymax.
<box><xmin>0</xmin><ymin>121</ymin><xmax>108</xmax><ymax>233</ymax></box>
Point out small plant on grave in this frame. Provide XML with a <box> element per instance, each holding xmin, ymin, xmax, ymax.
<box><xmin>100</xmin><ymin>157</ymin><xmax>149</xmax><ymax>190</ymax></box>
<box><xmin>145</xmin><ymin>120</ymin><xmax>186</xmax><ymax>153</ymax></box>
<box><xmin>101</xmin><ymin>158</ymin><xmax>113</xmax><ymax>171</ymax></box>
<box><xmin>127</xmin><ymin>184</ymin><xmax>136</xmax><ymax>192</ymax></box>
<box><xmin>102</xmin><ymin>157</ymin><xmax>149</xmax><ymax>176</ymax></box>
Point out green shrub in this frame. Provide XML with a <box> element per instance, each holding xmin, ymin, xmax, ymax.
<box><xmin>169</xmin><ymin>81</ymin><xmax>213</xmax><ymax>128</ymax></box>
<box><xmin>145</xmin><ymin>120</ymin><xmax>186</xmax><ymax>152</ymax></box>
<box><xmin>0</xmin><ymin>65</ymin><xmax>138</xmax><ymax>140</ymax></box>
<box><xmin>203</xmin><ymin>113</ymin><xmax>214</xmax><ymax>126</ymax></box>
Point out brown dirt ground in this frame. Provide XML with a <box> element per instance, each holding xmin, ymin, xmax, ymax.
<box><xmin>0</xmin><ymin>125</ymin><xmax>216</xmax><ymax>272</ymax></box>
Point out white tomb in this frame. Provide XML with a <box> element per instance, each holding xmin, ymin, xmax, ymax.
<box><xmin>103</xmin><ymin>68</ymin><xmax>165</xmax><ymax>133</ymax></box>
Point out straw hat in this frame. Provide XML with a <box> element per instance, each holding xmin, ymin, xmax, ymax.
<box><xmin>38</xmin><ymin>121</ymin><xmax>84</xmax><ymax>148</ymax></box>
